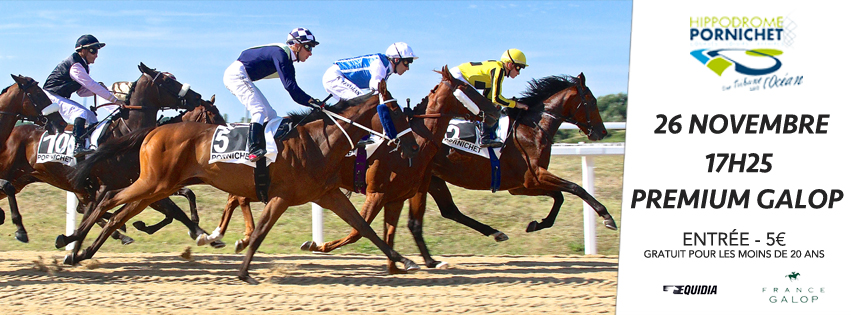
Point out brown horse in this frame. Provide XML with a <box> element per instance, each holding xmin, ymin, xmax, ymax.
<box><xmin>309</xmin><ymin>73</ymin><xmax>617</xmax><ymax>270</ymax></box>
<box><xmin>408</xmin><ymin>73</ymin><xmax>617</xmax><ymax>258</ymax></box>
<box><xmin>0</xmin><ymin>74</ymin><xmax>68</xmax><ymax>234</ymax></box>
<box><xmin>299</xmin><ymin>66</ymin><xmax>475</xmax><ymax>273</ymax></box>
<box><xmin>65</xmin><ymin>81</ymin><xmax>421</xmax><ymax>284</ymax></box>
<box><xmin>0</xmin><ymin>64</ymin><xmax>222</xmax><ymax>245</ymax></box>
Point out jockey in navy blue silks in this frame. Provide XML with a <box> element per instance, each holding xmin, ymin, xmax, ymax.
<box><xmin>223</xmin><ymin>27</ymin><xmax>325</xmax><ymax>162</ymax></box>
<box><xmin>43</xmin><ymin>34</ymin><xmax>127</xmax><ymax>156</ymax></box>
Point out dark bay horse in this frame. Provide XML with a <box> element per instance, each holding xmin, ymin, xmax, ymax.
<box><xmin>0</xmin><ymin>74</ymin><xmax>65</xmax><ymax>230</ymax></box>
<box><xmin>65</xmin><ymin>81</ymin><xmax>421</xmax><ymax>284</ymax></box>
<box><xmin>409</xmin><ymin>73</ymin><xmax>617</xmax><ymax>255</ymax></box>
<box><xmin>300</xmin><ymin>66</ymin><xmax>475</xmax><ymax>273</ymax></box>
<box><xmin>0</xmin><ymin>64</ymin><xmax>222</xmax><ymax>245</ymax></box>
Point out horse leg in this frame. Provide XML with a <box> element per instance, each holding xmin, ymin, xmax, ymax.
<box><xmin>234</xmin><ymin>196</ymin><xmax>254</xmax><ymax>253</ymax></box>
<box><xmin>304</xmin><ymin>192</ymin><xmax>385</xmax><ymax>253</ymax></box>
<box><xmin>529</xmin><ymin>168</ymin><xmax>617</xmax><ymax>230</ymax></box>
<box><xmin>428</xmin><ymin>176</ymin><xmax>506</xmax><ymax>241</ymax></box>
<box><xmin>313</xmin><ymin>189</ymin><xmax>419</xmax><ymax>273</ymax></box>
<box><xmin>172</xmin><ymin>187</ymin><xmax>199</xmax><ymax>224</ymax></box>
<box><xmin>408</xmin><ymin>189</ymin><xmax>447</xmax><ymax>269</ymax></box>
<box><xmin>238</xmin><ymin>197</ymin><xmax>289</xmax><ymax>284</ymax></box>
<box><xmin>146</xmin><ymin>198</ymin><xmax>226</xmax><ymax>248</ymax></box>
<box><xmin>382</xmin><ymin>201</ymin><xmax>406</xmax><ymax>274</ymax></box>
<box><xmin>0</xmin><ymin>179</ymin><xmax>28</xmax><ymax>243</ymax></box>
<box><xmin>77</xmin><ymin>192</ymin><xmax>134</xmax><ymax>245</ymax></box>
<box><xmin>73</xmin><ymin>199</ymin><xmax>154</xmax><ymax>264</ymax></box>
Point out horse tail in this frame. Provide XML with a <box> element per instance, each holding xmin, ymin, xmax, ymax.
<box><xmin>70</xmin><ymin>126</ymin><xmax>156</xmax><ymax>190</ymax></box>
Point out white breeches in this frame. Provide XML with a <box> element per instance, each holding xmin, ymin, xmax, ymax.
<box><xmin>448</xmin><ymin>66</ymin><xmax>481</xmax><ymax>115</ymax></box>
<box><xmin>322</xmin><ymin>66</ymin><xmax>368</xmax><ymax>101</ymax></box>
<box><xmin>223</xmin><ymin>61</ymin><xmax>277</xmax><ymax>124</ymax></box>
<box><xmin>44</xmin><ymin>91</ymin><xmax>97</xmax><ymax>124</ymax></box>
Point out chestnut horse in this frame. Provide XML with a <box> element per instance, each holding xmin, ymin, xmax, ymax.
<box><xmin>0</xmin><ymin>64</ymin><xmax>222</xmax><ymax>245</ymax></box>
<box><xmin>311</xmin><ymin>73</ymin><xmax>617</xmax><ymax>269</ymax></box>
<box><xmin>299</xmin><ymin>66</ymin><xmax>475</xmax><ymax>273</ymax></box>
<box><xmin>0</xmin><ymin>74</ymin><xmax>65</xmax><ymax>231</ymax></box>
<box><xmin>65</xmin><ymin>81</ymin><xmax>421</xmax><ymax>284</ymax></box>
<box><xmin>407</xmin><ymin>73</ymin><xmax>617</xmax><ymax>259</ymax></box>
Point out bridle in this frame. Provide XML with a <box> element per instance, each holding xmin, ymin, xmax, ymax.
<box><xmin>539</xmin><ymin>84</ymin><xmax>596</xmax><ymax>137</ymax></box>
<box><xmin>149</xmin><ymin>72</ymin><xmax>193</xmax><ymax>110</ymax></box>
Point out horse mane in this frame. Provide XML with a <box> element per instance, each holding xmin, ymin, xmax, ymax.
<box><xmin>285</xmin><ymin>92</ymin><xmax>376</xmax><ymax>126</ymax></box>
<box><xmin>504</xmin><ymin>75</ymin><xmax>579</xmax><ymax>117</ymax></box>
<box><xmin>1</xmin><ymin>84</ymin><xmax>11</xmax><ymax>95</ymax></box>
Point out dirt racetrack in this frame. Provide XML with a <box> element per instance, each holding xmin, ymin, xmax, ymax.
<box><xmin>0</xmin><ymin>250</ymin><xmax>617</xmax><ymax>314</ymax></box>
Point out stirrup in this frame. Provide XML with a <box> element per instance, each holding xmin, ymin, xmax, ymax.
<box><xmin>356</xmin><ymin>138</ymin><xmax>375</xmax><ymax>148</ymax></box>
<box><xmin>479</xmin><ymin>138</ymin><xmax>503</xmax><ymax>148</ymax></box>
<box><xmin>248</xmin><ymin>150</ymin><xmax>266</xmax><ymax>162</ymax></box>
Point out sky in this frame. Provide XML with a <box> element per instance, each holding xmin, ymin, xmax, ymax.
<box><xmin>0</xmin><ymin>1</ymin><xmax>632</xmax><ymax>122</ymax></box>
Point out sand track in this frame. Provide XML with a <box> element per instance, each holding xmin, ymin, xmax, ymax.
<box><xmin>0</xmin><ymin>251</ymin><xmax>617</xmax><ymax>314</ymax></box>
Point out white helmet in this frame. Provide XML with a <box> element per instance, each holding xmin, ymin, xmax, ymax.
<box><xmin>386</xmin><ymin>42</ymin><xmax>418</xmax><ymax>60</ymax></box>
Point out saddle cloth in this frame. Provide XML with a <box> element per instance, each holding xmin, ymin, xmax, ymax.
<box><xmin>441</xmin><ymin>116</ymin><xmax>510</xmax><ymax>160</ymax></box>
<box><xmin>208</xmin><ymin>117</ymin><xmax>285</xmax><ymax>167</ymax></box>
<box><xmin>35</xmin><ymin>120</ymin><xmax>112</xmax><ymax>167</ymax></box>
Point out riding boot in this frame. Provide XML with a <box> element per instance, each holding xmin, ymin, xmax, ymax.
<box><xmin>247</xmin><ymin>122</ymin><xmax>266</xmax><ymax>162</ymax></box>
<box><xmin>73</xmin><ymin>117</ymin><xmax>94</xmax><ymax>157</ymax></box>
<box><xmin>479</xmin><ymin>123</ymin><xmax>503</xmax><ymax>148</ymax></box>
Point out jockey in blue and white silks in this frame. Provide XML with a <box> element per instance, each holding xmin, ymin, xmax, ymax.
<box><xmin>322</xmin><ymin>42</ymin><xmax>418</xmax><ymax>101</ymax></box>
<box><xmin>223</xmin><ymin>27</ymin><xmax>325</xmax><ymax>162</ymax></box>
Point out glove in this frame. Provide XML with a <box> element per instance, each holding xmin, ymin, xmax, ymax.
<box><xmin>308</xmin><ymin>98</ymin><xmax>325</xmax><ymax>110</ymax></box>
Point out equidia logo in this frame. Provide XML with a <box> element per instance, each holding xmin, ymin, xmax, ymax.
<box><xmin>663</xmin><ymin>285</ymin><xmax>718</xmax><ymax>295</ymax></box>
<box><xmin>690</xmin><ymin>48</ymin><xmax>783</xmax><ymax>76</ymax></box>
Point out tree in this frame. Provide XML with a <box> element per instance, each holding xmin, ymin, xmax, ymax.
<box><xmin>596</xmin><ymin>93</ymin><xmax>627</xmax><ymax>122</ymax></box>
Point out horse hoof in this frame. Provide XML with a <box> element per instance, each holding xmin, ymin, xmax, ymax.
<box><xmin>63</xmin><ymin>254</ymin><xmax>76</xmax><ymax>266</ymax></box>
<box><xmin>195</xmin><ymin>233</ymin><xmax>210</xmax><ymax>246</ymax></box>
<box><xmin>121</xmin><ymin>236</ymin><xmax>135</xmax><ymax>245</ymax></box>
<box><xmin>132</xmin><ymin>221</ymin><xmax>147</xmax><ymax>232</ymax></box>
<box><xmin>234</xmin><ymin>240</ymin><xmax>247</xmax><ymax>254</ymax></box>
<box><xmin>526</xmin><ymin>221</ymin><xmax>539</xmax><ymax>232</ymax></box>
<box><xmin>299</xmin><ymin>241</ymin><xmax>316</xmax><ymax>251</ymax></box>
<box><xmin>434</xmin><ymin>261</ymin><xmax>450</xmax><ymax>269</ymax></box>
<box><xmin>0</xmin><ymin>210</ymin><xmax>5</xmax><ymax>225</ymax></box>
<box><xmin>210</xmin><ymin>240</ymin><xmax>226</xmax><ymax>249</ymax></box>
<box><xmin>15</xmin><ymin>231</ymin><xmax>29</xmax><ymax>243</ymax></box>
<box><xmin>55</xmin><ymin>235</ymin><xmax>69</xmax><ymax>249</ymax></box>
<box><xmin>492</xmin><ymin>231</ymin><xmax>509</xmax><ymax>242</ymax></box>
<box><xmin>604</xmin><ymin>218</ymin><xmax>618</xmax><ymax>231</ymax></box>
<box><xmin>239</xmin><ymin>274</ymin><xmax>260</xmax><ymax>285</ymax></box>
<box><xmin>404</xmin><ymin>261</ymin><xmax>420</xmax><ymax>273</ymax></box>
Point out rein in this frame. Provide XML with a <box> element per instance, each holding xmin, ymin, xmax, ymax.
<box><xmin>320</xmin><ymin>94</ymin><xmax>405</xmax><ymax>150</ymax></box>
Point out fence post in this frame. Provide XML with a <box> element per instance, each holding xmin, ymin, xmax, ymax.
<box><xmin>65</xmin><ymin>192</ymin><xmax>77</xmax><ymax>250</ymax></box>
<box><xmin>581</xmin><ymin>154</ymin><xmax>597</xmax><ymax>255</ymax></box>
<box><xmin>311</xmin><ymin>202</ymin><xmax>324</xmax><ymax>245</ymax></box>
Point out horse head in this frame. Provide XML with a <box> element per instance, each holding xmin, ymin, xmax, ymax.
<box><xmin>6</xmin><ymin>74</ymin><xmax>66</xmax><ymax>134</ymax></box>
<box><xmin>528</xmin><ymin>72</ymin><xmax>607</xmax><ymax>141</ymax></box>
<box><xmin>179</xmin><ymin>96</ymin><xmax>226</xmax><ymax>125</ymax></box>
<box><xmin>432</xmin><ymin>65</ymin><xmax>478</xmax><ymax>118</ymax></box>
<box><xmin>136</xmin><ymin>62</ymin><xmax>204</xmax><ymax>111</ymax></box>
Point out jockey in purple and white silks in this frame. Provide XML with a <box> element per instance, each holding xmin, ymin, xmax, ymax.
<box><xmin>223</xmin><ymin>27</ymin><xmax>325</xmax><ymax>162</ymax></box>
<box><xmin>322</xmin><ymin>42</ymin><xmax>418</xmax><ymax>101</ymax></box>
<box><xmin>43</xmin><ymin>34</ymin><xmax>127</xmax><ymax>156</ymax></box>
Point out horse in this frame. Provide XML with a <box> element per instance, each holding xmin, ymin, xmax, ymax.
<box><xmin>299</xmin><ymin>66</ymin><xmax>476</xmax><ymax>273</ymax></box>
<box><xmin>64</xmin><ymin>80</ymin><xmax>421</xmax><ymax>284</ymax></box>
<box><xmin>407</xmin><ymin>73</ymin><xmax>617</xmax><ymax>259</ymax></box>
<box><xmin>0</xmin><ymin>64</ymin><xmax>223</xmax><ymax>246</ymax></box>
<box><xmin>0</xmin><ymin>74</ymin><xmax>70</xmax><ymax>233</ymax></box>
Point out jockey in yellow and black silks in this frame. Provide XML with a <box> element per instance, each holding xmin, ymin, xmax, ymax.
<box><xmin>449</xmin><ymin>49</ymin><xmax>530</xmax><ymax>148</ymax></box>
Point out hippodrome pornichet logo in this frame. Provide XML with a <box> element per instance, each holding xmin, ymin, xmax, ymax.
<box><xmin>689</xmin><ymin>15</ymin><xmax>802</xmax><ymax>91</ymax></box>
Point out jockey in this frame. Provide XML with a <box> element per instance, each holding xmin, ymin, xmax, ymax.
<box><xmin>322</xmin><ymin>42</ymin><xmax>417</xmax><ymax>101</ymax></box>
<box><xmin>449</xmin><ymin>49</ymin><xmax>530</xmax><ymax>148</ymax></box>
<box><xmin>43</xmin><ymin>34</ymin><xmax>127</xmax><ymax>156</ymax></box>
<box><xmin>223</xmin><ymin>27</ymin><xmax>325</xmax><ymax>162</ymax></box>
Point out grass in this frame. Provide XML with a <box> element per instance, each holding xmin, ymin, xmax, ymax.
<box><xmin>0</xmin><ymin>155</ymin><xmax>623</xmax><ymax>257</ymax></box>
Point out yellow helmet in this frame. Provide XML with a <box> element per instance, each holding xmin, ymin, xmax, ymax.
<box><xmin>500</xmin><ymin>49</ymin><xmax>527</xmax><ymax>67</ymax></box>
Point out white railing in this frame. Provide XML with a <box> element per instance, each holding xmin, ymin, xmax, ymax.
<box><xmin>555</xmin><ymin>122</ymin><xmax>625</xmax><ymax>254</ymax></box>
